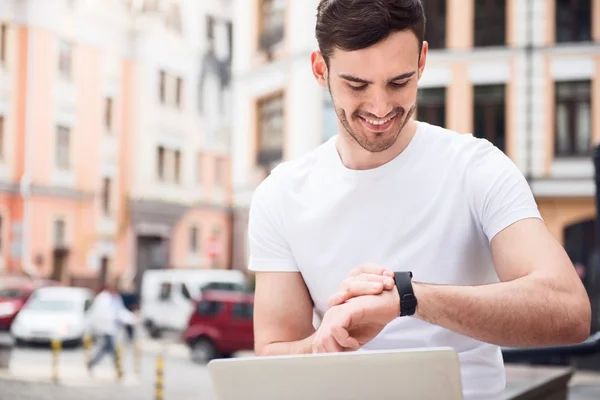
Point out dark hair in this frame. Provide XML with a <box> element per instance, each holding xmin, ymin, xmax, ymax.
<box><xmin>316</xmin><ymin>0</ymin><xmax>426</xmax><ymax>65</ymax></box>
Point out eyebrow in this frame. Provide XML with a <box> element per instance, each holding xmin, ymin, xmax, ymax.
<box><xmin>338</xmin><ymin>71</ymin><xmax>416</xmax><ymax>84</ymax></box>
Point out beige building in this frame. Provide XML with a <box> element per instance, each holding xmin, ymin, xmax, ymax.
<box><xmin>231</xmin><ymin>0</ymin><xmax>600</xmax><ymax>282</ymax></box>
<box><xmin>0</xmin><ymin>0</ymin><xmax>234</xmax><ymax>292</ymax></box>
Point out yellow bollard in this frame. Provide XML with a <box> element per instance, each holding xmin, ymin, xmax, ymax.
<box><xmin>115</xmin><ymin>343</ymin><xmax>124</xmax><ymax>381</ymax></box>
<box><xmin>51</xmin><ymin>339</ymin><xmax>61</xmax><ymax>384</ymax></box>
<box><xmin>155</xmin><ymin>353</ymin><xmax>164</xmax><ymax>400</ymax></box>
<box><xmin>83</xmin><ymin>335</ymin><xmax>92</xmax><ymax>367</ymax></box>
<box><xmin>133</xmin><ymin>340</ymin><xmax>141</xmax><ymax>376</ymax></box>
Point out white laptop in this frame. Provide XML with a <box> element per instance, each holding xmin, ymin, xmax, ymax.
<box><xmin>207</xmin><ymin>347</ymin><xmax>464</xmax><ymax>400</ymax></box>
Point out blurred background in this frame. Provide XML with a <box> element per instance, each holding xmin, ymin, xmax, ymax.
<box><xmin>0</xmin><ymin>0</ymin><xmax>599</xmax><ymax>399</ymax></box>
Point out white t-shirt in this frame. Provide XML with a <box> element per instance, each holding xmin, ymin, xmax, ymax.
<box><xmin>247</xmin><ymin>121</ymin><xmax>543</xmax><ymax>400</ymax></box>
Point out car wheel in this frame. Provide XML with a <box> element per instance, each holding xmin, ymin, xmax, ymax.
<box><xmin>191</xmin><ymin>337</ymin><xmax>217</xmax><ymax>364</ymax></box>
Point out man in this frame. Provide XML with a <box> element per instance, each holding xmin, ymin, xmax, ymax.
<box><xmin>86</xmin><ymin>280</ymin><xmax>136</xmax><ymax>374</ymax></box>
<box><xmin>248</xmin><ymin>1</ymin><xmax>591</xmax><ymax>399</ymax></box>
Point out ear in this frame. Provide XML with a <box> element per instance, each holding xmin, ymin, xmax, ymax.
<box><xmin>311</xmin><ymin>50</ymin><xmax>328</xmax><ymax>88</ymax></box>
<box><xmin>417</xmin><ymin>41</ymin><xmax>428</xmax><ymax>80</ymax></box>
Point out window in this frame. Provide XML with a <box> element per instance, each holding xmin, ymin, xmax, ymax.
<box><xmin>105</xmin><ymin>98</ymin><xmax>113</xmax><ymax>132</ymax></box>
<box><xmin>159</xmin><ymin>71</ymin><xmax>183</xmax><ymax>108</ymax></box>
<box><xmin>258</xmin><ymin>0</ymin><xmax>285</xmax><ymax>56</ymax></box>
<box><xmin>54</xmin><ymin>219</ymin><xmax>66</xmax><ymax>247</ymax></box>
<box><xmin>174</xmin><ymin>150</ymin><xmax>181</xmax><ymax>183</ymax></box>
<box><xmin>165</xmin><ymin>2</ymin><xmax>182</xmax><ymax>33</ymax></box>
<box><xmin>159</xmin><ymin>70</ymin><xmax>166</xmax><ymax>104</ymax></box>
<box><xmin>555</xmin><ymin>80</ymin><xmax>591</xmax><ymax>157</ymax></box>
<box><xmin>323</xmin><ymin>89</ymin><xmax>338</xmax><ymax>142</ymax></box>
<box><xmin>190</xmin><ymin>226</ymin><xmax>198</xmax><ymax>253</ymax></box>
<box><xmin>197</xmin><ymin>300</ymin><xmax>223</xmax><ymax>316</ymax></box>
<box><xmin>196</xmin><ymin>153</ymin><xmax>203</xmax><ymax>184</ymax></box>
<box><xmin>101</xmin><ymin>177</ymin><xmax>111</xmax><ymax>215</ymax></box>
<box><xmin>473</xmin><ymin>84</ymin><xmax>506</xmax><ymax>153</ymax></box>
<box><xmin>0</xmin><ymin>115</ymin><xmax>4</xmax><ymax>160</ymax></box>
<box><xmin>181</xmin><ymin>283</ymin><xmax>191</xmax><ymax>300</ymax></box>
<box><xmin>232</xmin><ymin>303</ymin><xmax>254</xmax><ymax>319</ymax></box>
<box><xmin>206</xmin><ymin>16</ymin><xmax>215</xmax><ymax>41</ymax></box>
<box><xmin>417</xmin><ymin>87</ymin><xmax>446</xmax><ymax>127</ymax></box>
<box><xmin>56</xmin><ymin>125</ymin><xmax>70</xmax><ymax>170</ymax></box>
<box><xmin>58</xmin><ymin>40</ymin><xmax>73</xmax><ymax>79</ymax></box>
<box><xmin>474</xmin><ymin>0</ymin><xmax>506</xmax><ymax>47</ymax></box>
<box><xmin>0</xmin><ymin>24</ymin><xmax>7</xmax><ymax>64</ymax></box>
<box><xmin>157</xmin><ymin>146</ymin><xmax>165</xmax><ymax>181</ymax></box>
<box><xmin>422</xmin><ymin>0</ymin><xmax>446</xmax><ymax>49</ymax></box>
<box><xmin>556</xmin><ymin>0</ymin><xmax>591</xmax><ymax>43</ymax></box>
<box><xmin>176</xmin><ymin>77</ymin><xmax>183</xmax><ymax>108</ymax></box>
<box><xmin>257</xmin><ymin>93</ymin><xmax>284</xmax><ymax>171</ymax></box>
<box><xmin>159</xmin><ymin>282</ymin><xmax>172</xmax><ymax>301</ymax></box>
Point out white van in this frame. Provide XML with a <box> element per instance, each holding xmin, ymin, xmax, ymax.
<box><xmin>140</xmin><ymin>269</ymin><xmax>248</xmax><ymax>337</ymax></box>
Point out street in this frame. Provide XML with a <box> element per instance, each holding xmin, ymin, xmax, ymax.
<box><xmin>0</xmin><ymin>341</ymin><xmax>218</xmax><ymax>400</ymax></box>
<box><xmin>2</xmin><ymin>342</ymin><xmax>600</xmax><ymax>400</ymax></box>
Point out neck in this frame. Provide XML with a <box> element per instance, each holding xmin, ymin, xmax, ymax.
<box><xmin>335</xmin><ymin>119</ymin><xmax>418</xmax><ymax>170</ymax></box>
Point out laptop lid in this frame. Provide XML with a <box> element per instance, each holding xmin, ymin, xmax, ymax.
<box><xmin>208</xmin><ymin>347</ymin><xmax>463</xmax><ymax>400</ymax></box>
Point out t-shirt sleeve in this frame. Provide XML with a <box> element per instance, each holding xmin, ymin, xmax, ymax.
<box><xmin>466</xmin><ymin>139</ymin><xmax>543</xmax><ymax>243</ymax></box>
<box><xmin>247</xmin><ymin>174</ymin><xmax>299</xmax><ymax>272</ymax></box>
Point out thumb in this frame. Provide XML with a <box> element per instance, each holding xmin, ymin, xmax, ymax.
<box><xmin>330</xmin><ymin>325</ymin><xmax>360</xmax><ymax>351</ymax></box>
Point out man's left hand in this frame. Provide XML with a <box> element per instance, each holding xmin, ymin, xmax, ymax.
<box><xmin>328</xmin><ymin>264</ymin><xmax>396</xmax><ymax>308</ymax></box>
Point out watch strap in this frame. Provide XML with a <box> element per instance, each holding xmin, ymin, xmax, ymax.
<box><xmin>394</xmin><ymin>271</ymin><xmax>417</xmax><ymax>317</ymax></box>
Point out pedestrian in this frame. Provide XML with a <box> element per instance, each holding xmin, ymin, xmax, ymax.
<box><xmin>86</xmin><ymin>279</ymin><xmax>137</xmax><ymax>374</ymax></box>
<box><xmin>247</xmin><ymin>1</ymin><xmax>591</xmax><ymax>399</ymax></box>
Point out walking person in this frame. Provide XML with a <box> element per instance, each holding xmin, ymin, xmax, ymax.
<box><xmin>86</xmin><ymin>279</ymin><xmax>137</xmax><ymax>374</ymax></box>
<box><xmin>248</xmin><ymin>1</ymin><xmax>591</xmax><ymax>399</ymax></box>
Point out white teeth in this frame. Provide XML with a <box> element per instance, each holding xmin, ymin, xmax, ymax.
<box><xmin>366</xmin><ymin>116</ymin><xmax>394</xmax><ymax>125</ymax></box>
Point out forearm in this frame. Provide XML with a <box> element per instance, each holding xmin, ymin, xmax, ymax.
<box><xmin>412</xmin><ymin>275</ymin><xmax>590</xmax><ymax>347</ymax></box>
<box><xmin>256</xmin><ymin>331</ymin><xmax>315</xmax><ymax>356</ymax></box>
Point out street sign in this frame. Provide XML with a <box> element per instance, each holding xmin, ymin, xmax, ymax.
<box><xmin>206</xmin><ymin>236</ymin><xmax>221</xmax><ymax>259</ymax></box>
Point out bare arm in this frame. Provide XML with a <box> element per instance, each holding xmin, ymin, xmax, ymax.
<box><xmin>253</xmin><ymin>271</ymin><xmax>316</xmax><ymax>356</ymax></box>
<box><xmin>413</xmin><ymin>218</ymin><xmax>591</xmax><ymax>347</ymax></box>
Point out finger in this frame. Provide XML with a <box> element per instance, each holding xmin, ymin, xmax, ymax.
<box><xmin>330</xmin><ymin>326</ymin><xmax>360</xmax><ymax>351</ymax></box>
<box><xmin>352</xmin><ymin>274</ymin><xmax>396</xmax><ymax>290</ymax></box>
<box><xmin>344</xmin><ymin>281</ymin><xmax>385</xmax><ymax>298</ymax></box>
<box><xmin>349</xmin><ymin>264</ymin><xmax>394</xmax><ymax>278</ymax></box>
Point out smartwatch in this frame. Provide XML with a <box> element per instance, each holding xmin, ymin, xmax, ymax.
<box><xmin>393</xmin><ymin>271</ymin><xmax>417</xmax><ymax>317</ymax></box>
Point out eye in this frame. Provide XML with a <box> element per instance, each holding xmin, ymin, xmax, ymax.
<box><xmin>390</xmin><ymin>81</ymin><xmax>409</xmax><ymax>89</ymax></box>
<box><xmin>349</xmin><ymin>84</ymin><xmax>367</xmax><ymax>91</ymax></box>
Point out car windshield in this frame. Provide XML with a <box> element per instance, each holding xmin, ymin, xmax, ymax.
<box><xmin>25</xmin><ymin>299</ymin><xmax>76</xmax><ymax>312</ymax></box>
<box><xmin>201</xmin><ymin>282</ymin><xmax>247</xmax><ymax>292</ymax></box>
<box><xmin>0</xmin><ymin>288</ymin><xmax>24</xmax><ymax>299</ymax></box>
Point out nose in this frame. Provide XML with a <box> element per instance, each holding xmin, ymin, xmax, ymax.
<box><xmin>365</xmin><ymin>88</ymin><xmax>394</xmax><ymax>119</ymax></box>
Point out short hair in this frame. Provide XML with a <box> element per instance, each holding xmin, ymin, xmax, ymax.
<box><xmin>315</xmin><ymin>0</ymin><xmax>426</xmax><ymax>65</ymax></box>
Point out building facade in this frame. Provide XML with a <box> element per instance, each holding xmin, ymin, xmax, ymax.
<box><xmin>230</xmin><ymin>0</ymin><xmax>600</xmax><ymax>284</ymax></box>
<box><xmin>0</xmin><ymin>0</ymin><xmax>234</xmax><ymax>291</ymax></box>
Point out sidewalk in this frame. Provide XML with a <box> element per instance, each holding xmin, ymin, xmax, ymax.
<box><xmin>0</xmin><ymin>363</ymin><xmax>141</xmax><ymax>387</ymax></box>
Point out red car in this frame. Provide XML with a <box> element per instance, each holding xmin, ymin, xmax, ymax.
<box><xmin>0</xmin><ymin>279</ymin><xmax>61</xmax><ymax>331</ymax></box>
<box><xmin>183</xmin><ymin>290</ymin><xmax>254</xmax><ymax>364</ymax></box>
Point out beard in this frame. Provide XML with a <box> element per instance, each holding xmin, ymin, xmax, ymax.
<box><xmin>328</xmin><ymin>87</ymin><xmax>416</xmax><ymax>153</ymax></box>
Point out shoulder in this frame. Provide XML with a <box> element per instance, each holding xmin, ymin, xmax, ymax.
<box><xmin>417</xmin><ymin>121</ymin><xmax>508</xmax><ymax>167</ymax></box>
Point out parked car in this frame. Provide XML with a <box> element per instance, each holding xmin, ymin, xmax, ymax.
<box><xmin>0</xmin><ymin>279</ymin><xmax>61</xmax><ymax>331</ymax></box>
<box><xmin>183</xmin><ymin>290</ymin><xmax>254</xmax><ymax>364</ymax></box>
<box><xmin>10</xmin><ymin>286</ymin><xmax>94</xmax><ymax>348</ymax></box>
<box><xmin>140</xmin><ymin>269</ymin><xmax>249</xmax><ymax>338</ymax></box>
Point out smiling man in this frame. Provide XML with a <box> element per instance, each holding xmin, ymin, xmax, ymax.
<box><xmin>247</xmin><ymin>1</ymin><xmax>591</xmax><ymax>399</ymax></box>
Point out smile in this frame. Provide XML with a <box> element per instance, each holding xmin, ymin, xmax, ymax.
<box><xmin>359</xmin><ymin>114</ymin><xmax>397</xmax><ymax>132</ymax></box>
